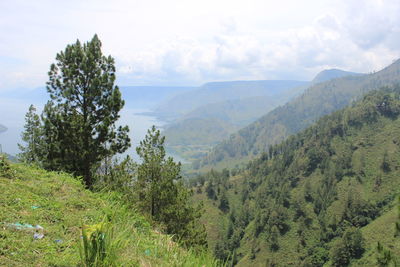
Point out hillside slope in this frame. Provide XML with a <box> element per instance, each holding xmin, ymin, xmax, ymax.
<box><xmin>192</xmin><ymin>87</ymin><xmax>400</xmax><ymax>266</ymax></box>
<box><xmin>198</xmin><ymin>59</ymin><xmax>400</xmax><ymax>170</ymax></box>
<box><xmin>163</xmin><ymin>70</ymin><xmax>360</xmax><ymax>162</ymax></box>
<box><xmin>0</xmin><ymin>161</ymin><xmax>219</xmax><ymax>266</ymax></box>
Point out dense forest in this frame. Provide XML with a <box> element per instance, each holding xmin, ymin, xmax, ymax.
<box><xmin>190</xmin><ymin>87</ymin><xmax>400</xmax><ymax>266</ymax></box>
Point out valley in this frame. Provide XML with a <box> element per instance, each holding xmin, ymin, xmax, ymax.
<box><xmin>2</xmin><ymin>3</ymin><xmax>400</xmax><ymax>265</ymax></box>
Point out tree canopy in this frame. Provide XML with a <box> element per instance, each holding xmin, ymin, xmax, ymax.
<box><xmin>20</xmin><ymin>34</ymin><xmax>130</xmax><ymax>187</ymax></box>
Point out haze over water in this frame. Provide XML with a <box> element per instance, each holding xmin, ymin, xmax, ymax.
<box><xmin>0</xmin><ymin>100</ymin><xmax>185</xmax><ymax>163</ymax></box>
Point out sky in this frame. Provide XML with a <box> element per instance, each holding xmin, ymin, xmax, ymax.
<box><xmin>1</xmin><ymin>0</ymin><xmax>400</xmax><ymax>91</ymax></box>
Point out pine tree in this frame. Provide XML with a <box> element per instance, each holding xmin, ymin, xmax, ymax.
<box><xmin>381</xmin><ymin>149</ymin><xmax>391</xmax><ymax>172</ymax></box>
<box><xmin>18</xmin><ymin>105</ymin><xmax>44</xmax><ymax>164</ymax></box>
<box><xmin>269</xmin><ymin>225</ymin><xmax>280</xmax><ymax>251</ymax></box>
<box><xmin>43</xmin><ymin>34</ymin><xmax>130</xmax><ymax>187</ymax></box>
<box><xmin>218</xmin><ymin>189</ymin><xmax>230</xmax><ymax>213</ymax></box>
<box><xmin>136</xmin><ymin>126</ymin><xmax>207</xmax><ymax>248</ymax></box>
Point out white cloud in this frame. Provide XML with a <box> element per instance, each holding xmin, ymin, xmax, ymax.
<box><xmin>0</xmin><ymin>0</ymin><xmax>400</xmax><ymax>90</ymax></box>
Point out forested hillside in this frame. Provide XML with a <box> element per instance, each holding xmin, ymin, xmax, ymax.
<box><xmin>190</xmin><ymin>87</ymin><xmax>400</xmax><ymax>266</ymax></box>
<box><xmin>197</xmin><ymin>59</ymin><xmax>400</xmax><ymax>170</ymax></box>
<box><xmin>163</xmin><ymin>70</ymin><xmax>360</xmax><ymax>162</ymax></box>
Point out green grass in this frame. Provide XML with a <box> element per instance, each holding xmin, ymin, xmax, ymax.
<box><xmin>0</xmin><ymin>162</ymin><xmax>222</xmax><ymax>266</ymax></box>
<box><xmin>191</xmin><ymin>188</ymin><xmax>228</xmax><ymax>252</ymax></box>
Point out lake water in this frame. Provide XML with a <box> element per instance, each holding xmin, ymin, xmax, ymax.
<box><xmin>0</xmin><ymin>104</ymin><xmax>186</xmax><ymax>164</ymax></box>
<box><xmin>119</xmin><ymin>108</ymin><xmax>186</xmax><ymax>162</ymax></box>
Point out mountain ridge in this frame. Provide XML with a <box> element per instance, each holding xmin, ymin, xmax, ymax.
<box><xmin>311</xmin><ymin>69</ymin><xmax>364</xmax><ymax>84</ymax></box>
<box><xmin>197</xmin><ymin>59</ymin><xmax>400</xmax><ymax>170</ymax></box>
<box><xmin>154</xmin><ymin>80</ymin><xmax>309</xmax><ymax>121</ymax></box>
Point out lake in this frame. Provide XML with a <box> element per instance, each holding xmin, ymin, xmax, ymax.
<box><xmin>0</xmin><ymin>104</ymin><xmax>186</xmax><ymax>164</ymax></box>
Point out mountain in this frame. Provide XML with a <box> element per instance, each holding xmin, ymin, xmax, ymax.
<box><xmin>165</xmin><ymin>117</ymin><xmax>239</xmax><ymax>146</ymax></box>
<box><xmin>181</xmin><ymin>94</ymin><xmax>294</xmax><ymax>127</ymax></box>
<box><xmin>311</xmin><ymin>69</ymin><xmax>364</xmax><ymax>84</ymax></box>
<box><xmin>154</xmin><ymin>80</ymin><xmax>309</xmax><ymax>121</ymax></box>
<box><xmin>0</xmin><ymin>124</ymin><xmax>7</xmax><ymax>134</ymax></box>
<box><xmin>162</xmin><ymin>70</ymin><xmax>360</xmax><ymax>163</ymax></box>
<box><xmin>197</xmin><ymin>59</ymin><xmax>400</xmax><ymax>170</ymax></box>
<box><xmin>191</xmin><ymin>87</ymin><xmax>400</xmax><ymax>266</ymax></box>
<box><xmin>120</xmin><ymin>85</ymin><xmax>196</xmax><ymax>109</ymax></box>
<box><xmin>161</xmin><ymin>81</ymin><xmax>309</xmax><ymax>161</ymax></box>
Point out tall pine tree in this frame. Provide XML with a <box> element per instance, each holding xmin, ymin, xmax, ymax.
<box><xmin>43</xmin><ymin>34</ymin><xmax>130</xmax><ymax>187</ymax></box>
<box><xmin>18</xmin><ymin>105</ymin><xmax>44</xmax><ymax>164</ymax></box>
<box><xmin>135</xmin><ymin>126</ymin><xmax>207</xmax><ymax>248</ymax></box>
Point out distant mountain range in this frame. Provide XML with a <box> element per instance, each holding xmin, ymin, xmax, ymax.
<box><xmin>197</xmin><ymin>59</ymin><xmax>400</xmax><ymax>170</ymax></box>
<box><xmin>158</xmin><ymin>69</ymin><xmax>362</xmax><ymax>163</ymax></box>
<box><xmin>154</xmin><ymin>80</ymin><xmax>309</xmax><ymax>121</ymax></box>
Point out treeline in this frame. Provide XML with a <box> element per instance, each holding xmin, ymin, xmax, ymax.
<box><xmin>191</xmin><ymin>87</ymin><xmax>400</xmax><ymax>266</ymax></box>
<box><xmin>18</xmin><ymin>35</ymin><xmax>207</xmax><ymax>249</ymax></box>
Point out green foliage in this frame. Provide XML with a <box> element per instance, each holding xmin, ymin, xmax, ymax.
<box><xmin>218</xmin><ymin>190</ymin><xmax>230</xmax><ymax>213</ymax></box>
<box><xmin>381</xmin><ymin>149</ymin><xmax>391</xmax><ymax>172</ymax></box>
<box><xmin>135</xmin><ymin>126</ymin><xmax>207</xmax><ymax>249</ymax></box>
<box><xmin>376</xmin><ymin>242</ymin><xmax>396</xmax><ymax>267</ymax></box>
<box><xmin>0</xmin><ymin>162</ymin><xmax>221</xmax><ymax>266</ymax></box>
<box><xmin>196</xmin><ymin>86</ymin><xmax>400</xmax><ymax>266</ymax></box>
<box><xmin>94</xmin><ymin>156</ymin><xmax>136</xmax><ymax>195</ymax></box>
<box><xmin>79</xmin><ymin>220</ymin><xmax>121</xmax><ymax>267</ymax></box>
<box><xmin>23</xmin><ymin>35</ymin><xmax>130</xmax><ymax>187</ymax></box>
<box><xmin>0</xmin><ymin>154</ymin><xmax>15</xmax><ymax>178</ymax></box>
<box><xmin>269</xmin><ymin>225</ymin><xmax>279</xmax><ymax>251</ymax></box>
<box><xmin>375</xmin><ymin>196</ymin><xmax>400</xmax><ymax>267</ymax></box>
<box><xmin>330</xmin><ymin>228</ymin><xmax>365</xmax><ymax>266</ymax></box>
<box><xmin>18</xmin><ymin>105</ymin><xmax>44</xmax><ymax>164</ymax></box>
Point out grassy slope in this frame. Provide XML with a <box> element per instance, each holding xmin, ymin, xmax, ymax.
<box><xmin>192</xmin><ymin>190</ymin><xmax>227</xmax><ymax>252</ymax></box>
<box><xmin>0</xmin><ymin>163</ymin><xmax>218</xmax><ymax>267</ymax></box>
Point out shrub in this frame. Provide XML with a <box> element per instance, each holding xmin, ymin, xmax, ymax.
<box><xmin>79</xmin><ymin>219</ymin><xmax>122</xmax><ymax>267</ymax></box>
